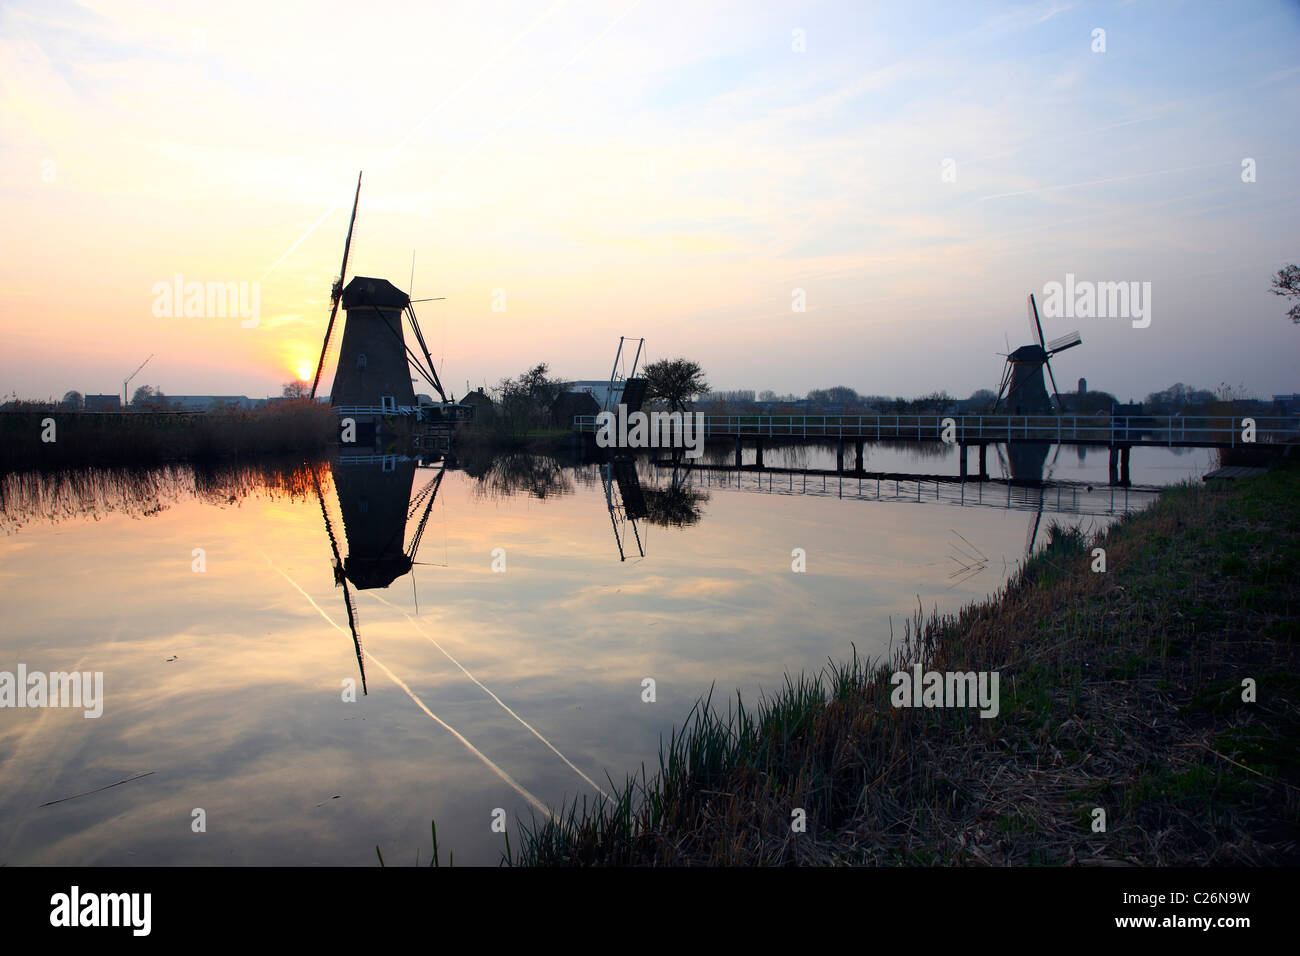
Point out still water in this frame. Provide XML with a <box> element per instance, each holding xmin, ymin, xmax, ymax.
<box><xmin>0</xmin><ymin>444</ymin><xmax>1212</xmax><ymax>865</ymax></box>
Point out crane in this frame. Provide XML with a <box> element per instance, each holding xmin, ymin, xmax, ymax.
<box><xmin>123</xmin><ymin>354</ymin><xmax>154</xmax><ymax>407</ymax></box>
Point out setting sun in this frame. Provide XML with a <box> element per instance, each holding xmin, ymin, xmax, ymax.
<box><xmin>296</xmin><ymin>363</ymin><xmax>312</xmax><ymax>382</ymax></box>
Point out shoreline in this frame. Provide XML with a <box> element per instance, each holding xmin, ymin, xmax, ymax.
<box><xmin>512</xmin><ymin>457</ymin><xmax>1299</xmax><ymax>865</ymax></box>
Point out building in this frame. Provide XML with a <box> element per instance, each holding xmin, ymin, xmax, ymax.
<box><xmin>460</xmin><ymin>388</ymin><xmax>495</xmax><ymax>417</ymax></box>
<box><xmin>83</xmin><ymin>394</ymin><xmax>122</xmax><ymax>411</ymax></box>
<box><xmin>566</xmin><ymin>380</ymin><xmax>626</xmax><ymax>410</ymax></box>
<box><xmin>1272</xmin><ymin>394</ymin><xmax>1300</xmax><ymax>415</ymax></box>
<box><xmin>164</xmin><ymin>395</ymin><xmax>265</xmax><ymax>411</ymax></box>
<box><xmin>552</xmin><ymin>390</ymin><xmax>600</xmax><ymax>426</ymax></box>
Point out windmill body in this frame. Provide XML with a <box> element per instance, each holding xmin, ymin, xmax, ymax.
<box><xmin>1002</xmin><ymin>344</ymin><xmax>1053</xmax><ymax>415</ymax></box>
<box><xmin>330</xmin><ymin>277</ymin><xmax>417</xmax><ymax>412</ymax></box>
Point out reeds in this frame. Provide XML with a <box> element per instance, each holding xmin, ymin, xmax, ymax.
<box><xmin>0</xmin><ymin>401</ymin><xmax>336</xmax><ymax>473</ymax></box>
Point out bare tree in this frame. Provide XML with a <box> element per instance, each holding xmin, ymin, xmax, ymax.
<box><xmin>1270</xmin><ymin>264</ymin><xmax>1300</xmax><ymax>323</ymax></box>
<box><xmin>643</xmin><ymin>358</ymin><xmax>709</xmax><ymax>412</ymax></box>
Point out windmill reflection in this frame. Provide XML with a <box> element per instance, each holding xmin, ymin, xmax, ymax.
<box><xmin>313</xmin><ymin>454</ymin><xmax>447</xmax><ymax>695</ymax></box>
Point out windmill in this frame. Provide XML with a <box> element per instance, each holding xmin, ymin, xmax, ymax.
<box><xmin>993</xmin><ymin>294</ymin><xmax>1082</xmax><ymax>415</ymax></box>
<box><xmin>308</xmin><ymin>173</ymin><xmax>461</xmax><ymax>416</ymax></box>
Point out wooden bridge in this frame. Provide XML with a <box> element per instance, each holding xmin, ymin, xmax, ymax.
<box><xmin>576</xmin><ymin>413</ymin><xmax>1298</xmax><ymax>486</ymax></box>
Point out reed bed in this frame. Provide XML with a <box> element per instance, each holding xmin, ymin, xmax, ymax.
<box><xmin>0</xmin><ymin>402</ymin><xmax>336</xmax><ymax>472</ymax></box>
<box><xmin>512</xmin><ymin>460</ymin><xmax>1300</xmax><ymax>866</ymax></box>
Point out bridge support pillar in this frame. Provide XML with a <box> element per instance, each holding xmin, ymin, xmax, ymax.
<box><xmin>978</xmin><ymin>443</ymin><xmax>987</xmax><ymax>479</ymax></box>
<box><xmin>755</xmin><ymin>438</ymin><xmax>764</xmax><ymax>468</ymax></box>
<box><xmin>1109</xmin><ymin>446</ymin><xmax>1119</xmax><ymax>486</ymax></box>
<box><xmin>959</xmin><ymin>443</ymin><xmax>967</xmax><ymax>480</ymax></box>
<box><xmin>1120</xmin><ymin>446</ymin><xmax>1131</xmax><ymax>486</ymax></box>
<box><xmin>854</xmin><ymin>440</ymin><xmax>864</xmax><ymax>472</ymax></box>
<box><xmin>836</xmin><ymin>439</ymin><xmax>844</xmax><ymax>473</ymax></box>
<box><xmin>734</xmin><ymin>436</ymin><xmax>742</xmax><ymax>469</ymax></box>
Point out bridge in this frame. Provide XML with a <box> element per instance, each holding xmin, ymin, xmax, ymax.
<box><xmin>575</xmin><ymin>413</ymin><xmax>1299</xmax><ymax>486</ymax></box>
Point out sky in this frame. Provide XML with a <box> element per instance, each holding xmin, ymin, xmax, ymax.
<box><xmin>1</xmin><ymin>0</ymin><xmax>1298</xmax><ymax>403</ymax></box>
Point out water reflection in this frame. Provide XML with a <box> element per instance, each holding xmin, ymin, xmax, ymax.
<box><xmin>0</xmin><ymin>444</ymin><xmax>1211</xmax><ymax>866</ymax></box>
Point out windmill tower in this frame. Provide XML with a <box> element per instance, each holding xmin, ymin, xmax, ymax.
<box><xmin>993</xmin><ymin>294</ymin><xmax>1082</xmax><ymax>415</ymax></box>
<box><xmin>330</xmin><ymin>277</ymin><xmax>417</xmax><ymax>411</ymax></box>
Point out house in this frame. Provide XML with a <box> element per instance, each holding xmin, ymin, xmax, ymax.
<box><xmin>552</xmin><ymin>390</ymin><xmax>600</xmax><ymax>426</ymax></box>
<box><xmin>83</xmin><ymin>394</ymin><xmax>122</xmax><ymax>411</ymax></box>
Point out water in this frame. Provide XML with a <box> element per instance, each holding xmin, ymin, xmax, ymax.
<box><xmin>0</xmin><ymin>444</ymin><xmax>1213</xmax><ymax>865</ymax></box>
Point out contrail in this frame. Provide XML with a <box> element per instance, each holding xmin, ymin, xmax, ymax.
<box><xmin>977</xmin><ymin>160</ymin><xmax>1231</xmax><ymax>202</ymax></box>
<box><xmin>264</xmin><ymin>559</ymin><xmax>552</xmax><ymax>819</ymax></box>
<box><xmin>367</xmin><ymin>591</ymin><xmax>610</xmax><ymax>800</ymax></box>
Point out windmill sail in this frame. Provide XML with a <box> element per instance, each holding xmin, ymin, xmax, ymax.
<box><xmin>310</xmin><ymin>172</ymin><xmax>363</xmax><ymax>400</ymax></box>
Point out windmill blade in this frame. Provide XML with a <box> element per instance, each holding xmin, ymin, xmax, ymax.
<box><xmin>1025</xmin><ymin>495</ymin><xmax>1044</xmax><ymax>555</ymax></box>
<box><xmin>312</xmin><ymin>469</ymin><xmax>367</xmax><ymax>695</ymax></box>
<box><xmin>1045</xmin><ymin>355</ymin><xmax>1062</xmax><ymax>410</ymax></box>
<box><xmin>1028</xmin><ymin>293</ymin><xmax>1047</xmax><ymax>350</ymax></box>
<box><xmin>310</xmin><ymin>171</ymin><xmax>363</xmax><ymax>400</ymax></box>
<box><xmin>1047</xmin><ymin>330</ymin><xmax>1081</xmax><ymax>354</ymax></box>
<box><xmin>992</xmin><ymin>358</ymin><xmax>1014</xmax><ymax>412</ymax></box>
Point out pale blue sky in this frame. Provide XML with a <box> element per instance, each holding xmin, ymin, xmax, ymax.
<box><xmin>1</xmin><ymin>0</ymin><xmax>1297</xmax><ymax>400</ymax></box>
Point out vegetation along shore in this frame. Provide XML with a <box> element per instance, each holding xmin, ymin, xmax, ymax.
<box><xmin>509</xmin><ymin>456</ymin><xmax>1299</xmax><ymax>866</ymax></box>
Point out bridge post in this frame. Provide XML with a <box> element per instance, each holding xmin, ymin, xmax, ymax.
<box><xmin>978</xmin><ymin>443</ymin><xmax>987</xmax><ymax>479</ymax></box>
<box><xmin>1120</xmin><ymin>446</ymin><xmax>1131</xmax><ymax>486</ymax></box>
<box><xmin>734</xmin><ymin>435</ymin><xmax>742</xmax><ymax>469</ymax></box>
<box><xmin>755</xmin><ymin>437</ymin><xmax>764</xmax><ymax>468</ymax></box>
<box><xmin>836</xmin><ymin>438</ymin><xmax>844</xmax><ymax>473</ymax></box>
<box><xmin>854</xmin><ymin>440</ymin><xmax>864</xmax><ymax>472</ymax></box>
<box><xmin>959</xmin><ymin>443</ymin><xmax>967</xmax><ymax>480</ymax></box>
<box><xmin>1109</xmin><ymin>446</ymin><xmax>1119</xmax><ymax>486</ymax></box>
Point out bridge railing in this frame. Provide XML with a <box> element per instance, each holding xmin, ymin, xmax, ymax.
<box><xmin>573</xmin><ymin>413</ymin><xmax>1300</xmax><ymax>447</ymax></box>
<box><xmin>333</xmin><ymin>405</ymin><xmax>418</xmax><ymax>416</ymax></box>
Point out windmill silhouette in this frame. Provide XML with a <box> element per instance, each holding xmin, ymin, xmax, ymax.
<box><xmin>993</xmin><ymin>294</ymin><xmax>1082</xmax><ymax>414</ymax></box>
<box><xmin>308</xmin><ymin>173</ymin><xmax>457</xmax><ymax>414</ymax></box>
<box><xmin>312</xmin><ymin>458</ymin><xmax>448</xmax><ymax>695</ymax></box>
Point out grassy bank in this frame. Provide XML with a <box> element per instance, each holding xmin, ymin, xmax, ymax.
<box><xmin>0</xmin><ymin>402</ymin><xmax>336</xmax><ymax>472</ymax></box>
<box><xmin>514</xmin><ymin>458</ymin><xmax>1300</xmax><ymax>865</ymax></box>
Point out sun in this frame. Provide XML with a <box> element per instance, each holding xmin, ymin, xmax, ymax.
<box><xmin>296</xmin><ymin>362</ymin><xmax>312</xmax><ymax>382</ymax></box>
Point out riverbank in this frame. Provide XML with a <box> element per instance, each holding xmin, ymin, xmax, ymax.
<box><xmin>514</xmin><ymin>456</ymin><xmax>1300</xmax><ymax>865</ymax></box>
<box><xmin>0</xmin><ymin>403</ymin><xmax>335</xmax><ymax>472</ymax></box>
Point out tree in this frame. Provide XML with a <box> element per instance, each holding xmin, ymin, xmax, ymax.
<box><xmin>1270</xmin><ymin>264</ymin><xmax>1300</xmax><ymax>323</ymax></box>
<box><xmin>491</xmin><ymin>363</ymin><xmax>569</xmax><ymax>437</ymax></box>
<box><xmin>282</xmin><ymin>380</ymin><xmax>309</xmax><ymax>400</ymax></box>
<box><xmin>131</xmin><ymin>385</ymin><xmax>166</xmax><ymax>406</ymax></box>
<box><xmin>61</xmin><ymin>390</ymin><xmax>84</xmax><ymax>409</ymax></box>
<box><xmin>643</xmin><ymin>358</ymin><xmax>709</xmax><ymax>412</ymax></box>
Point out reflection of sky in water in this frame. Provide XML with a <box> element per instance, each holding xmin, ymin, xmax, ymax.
<box><xmin>0</xmin><ymin>447</ymin><xmax>1206</xmax><ymax>865</ymax></box>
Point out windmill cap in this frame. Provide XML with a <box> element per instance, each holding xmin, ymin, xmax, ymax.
<box><xmin>342</xmin><ymin>276</ymin><xmax>410</xmax><ymax>310</ymax></box>
<box><xmin>1009</xmin><ymin>344</ymin><xmax>1048</xmax><ymax>362</ymax></box>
